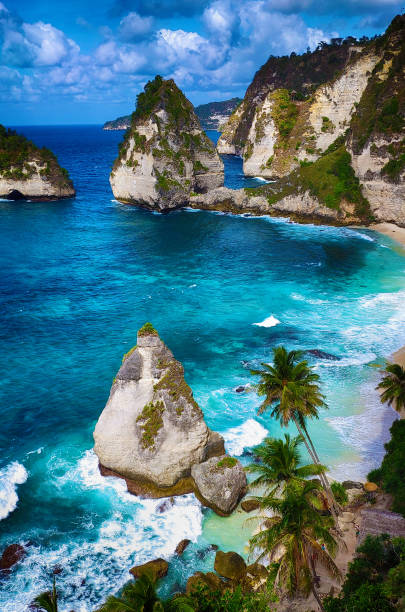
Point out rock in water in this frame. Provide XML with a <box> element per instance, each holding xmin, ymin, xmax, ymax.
<box><xmin>0</xmin><ymin>544</ymin><xmax>26</xmax><ymax>571</ymax></box>
<box><xmin>129</xmin><ymin>558</ymin><xmax>169</xmax><ymax>580</ymax></box>
<box><xmin>110</xmin><ymin>76</ymin><xmax>224</xmax><ymax>211</ymax></box>
<box><xmin>0</xmin><ymin>125</ymin><xmax>75</xmax><ymax>201</ymax></box>
<box><xmin>191</xmin><ymin>455</ymin><xmax>247</xmax><ymax>516</ymax></box>
<box><xmin>94</xmin><ymin>323</ymin><xmax>246</xmax><ymax>514</ymax></box>
<box><xmin>214</xmin><ymin>550</ymin><xmax>247</xmax><ymax>581</ymax></box>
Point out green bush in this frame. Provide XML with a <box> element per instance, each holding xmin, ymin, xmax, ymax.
<box><xmin>324</xmin><ymin>535</ymin><xmax>405</xmax><ymax>612</ymax></box>
<box><xmin>367</xmin><ymin>420</ymin><xmax>405</xmax><ymax>517</ymax></box>
<box><xmin>331</xmin><ymin>482</ymin><xmax>348</xmax><ymax>506</ymax></box>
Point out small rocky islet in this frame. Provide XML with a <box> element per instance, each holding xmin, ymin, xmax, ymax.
<box><xmin>93</xmin><ymin>322</ymin><xmax>246</xmax><ymax>516</ymax></box>
<box><xmin>0</xmin><ymin>124</ymin><xmax>75</xmax><ymax>201</ymax></box>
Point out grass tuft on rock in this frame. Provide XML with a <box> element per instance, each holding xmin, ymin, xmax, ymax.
<box><xmin>138</xmin><ymin>322</ymin><xmax>158</xmax><ymax>337</ymax></box>
<box><xmin>216</xmin><ymin>456</ymin><xmax>238</xmax><ymax>470</ymax></box>
<box><xmin>136</xmin><ymin>401</ymin><xmax>165</xmax><ymax>449</ymax></box>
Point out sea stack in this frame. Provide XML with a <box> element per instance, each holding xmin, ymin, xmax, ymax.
<box><xmin>110</xmin><ymin>75</ymin><xmax>224</xmax><ymax>211</ymax></box>
<box><xmin>93</xmin><ymin>323</ymin><xmax>246</xmax><ymax>514</ymax></box>
<box><xmin>0</xmin><ymin>125</ymin><xmax>75</xmax><ymax>201</ymax></box>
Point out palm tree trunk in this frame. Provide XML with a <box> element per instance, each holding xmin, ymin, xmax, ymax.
<box><xmin>311</xmin><ymin>584</ymin><xmax>325</xmax><ymax>612</ymax></box>
<box><xmin>302</xmin><ymin>423</ymin><xmax>341</xmax><ymax>517</ymax></box>
<box><xmin>292</xmin><ymin>416</ymin><xmax>340</xmax><ymax>526</ymax></box>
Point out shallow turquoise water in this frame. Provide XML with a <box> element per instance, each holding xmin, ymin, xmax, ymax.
<box><xmin>0</xmin><ymin>126</ymin><xmax>404</xmax><ymax>611</ymax></box>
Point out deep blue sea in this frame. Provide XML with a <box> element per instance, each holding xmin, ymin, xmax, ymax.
<box><xmin>1</xmin><ymin>126</ymin><xmax>404</xmax><ymax>611</ymax></box>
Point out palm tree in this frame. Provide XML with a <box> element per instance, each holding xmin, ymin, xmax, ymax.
<box><xmin>250</xmin><ymin>481</ymin><xmax>341</xmax><ymax>611</ymax></box>
<box><xmin>33</xmin><ymin>577</ymin><xmax>58</xmax><ymax>612</ymax></box>
<box><xmin>251</xmin><ymin>347</ymin><xmax>339</xmax><ymax>516</ymax></box>
<box><xmin>97</xmin><ymin>573</ymin><xmax>195</xmax><ymax>612</ymax></box>
<box><xmin>246</xmin><ymin>434</ymin><xmax>327</xmax><ymax>500</ymax></box>
<box><xmin>377</xmin><ymin>362</ymin><xmax>405</xmax><ymax>414</ymax></box>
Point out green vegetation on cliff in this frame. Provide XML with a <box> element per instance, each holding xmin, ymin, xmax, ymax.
<box><xmin>136</xmin><ymin>400</ymin><xmax>165</xmax><ymax>449</ymax></box>
<box><xmin>246</xmin><ymin>135</ymin><xmax>370</xmax><ymax>218</ymax></box>
<box><xmin>351</xmin><ymin>14</ymin><xmax>405</xmax><ymax>153</ymax></box>
<box><xmin>113</xmin><ymin>76</ymin><xmax>219</xmax><ymax>198</ymax></box>
<box><xmin>0</xmin><ymin>124</ymin><xmax>71</xmax><ymax>185</ymax></box>
<box><xmin>368</xmin><ymin>420</ymin><xmax>405</xmax><ymax>517</ymax></box>
<box><xmin>324</xmin><ymin>535</ymin><xmax>405</xmax><ymax>612</ymax></box>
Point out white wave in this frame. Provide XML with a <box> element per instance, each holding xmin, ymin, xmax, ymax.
<box><xmin>253</xmin><ymin>315</ymin><xmax>280</xmax><ymax>328</ymax></box>
<box><xmin>347</xmin><ymin>230</ymin><xmax>375</xmax><ymax>242</ymax></box>
<box><xmin>189</xmin><ymin>283</ymin><xmax>197</xmax><ymax>288</ymax></box>
<box><xmin>315</xmin><ymin>351</ymin><xmax>376</xmax><ymax>368</ymax></box>
<box><xmin>291</xmin><ymin>292</ymin><xmax>326</xmax><ymax>305</ymax></box>
<box><xmin>253</xmin><ymin>177</ymin><xmax>270</xmax><ymax>183</ymax></box>
<box><xmin>223</xmin><ymin>419</ymin><xmax>268</xmax><ymax>456</ymax></box>
<box><xmin>0</xmin><ymin>461</ymin><xmax>28</xmax><ymax>521</ymax></box>
<box><xmin>0</xmin><ymin>450</ymin><xmax>203</xmax><ymax>612</ymax></box>
<box><xmin>359</xmin><ymin>289</ymin><xmax>405</xmax><ymax>310</ymax></box>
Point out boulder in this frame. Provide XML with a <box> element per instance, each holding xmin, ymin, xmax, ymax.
<box><xmin>0</xmin><ymin>544</ymin><xmax>26</xmax><ymax>571</ymax></box>
<box><xmin>235</xmin><ymin>386</ymin><xmax>246</xmax><ymax>393</ymax></box>
<box><xmin>247</xmin><ymin>562</ymin><xmax>268</xmax><ymax>580</ymax></box>
<box><xmin>364</xmin><ymin>482</ymin><xmax>378</xmax><ymax>492</ymax></box>
<box><xmin>191</xmin><ymin>455</ymin><xmax>247</xmax><ymax>516</ymax></box>
<box><xmin>214</xmin><ymin>551</ymin><xmax>247</xmax><ymax>581</ymax></box>
<box><xmin>129</xmin><ymin>558</ymin><xmax>169</xmax><ymax>580</ymax></box>
<box><xmin>241</xmin><ymin>499</ymin><xmax>260</xmax><ymax>513</ymax></box>
<box><xmin>342</xmin><ymin>480</ymin><xmax>363</xmax><ymax>490</ymax></box>
<box><xmin>94</xmin><ymin>324</ymin><xmax>225</xmax><ymax>492</ymax></box>
<box><xmin>175</xmin><ymin>539</ymin><xmax>191</xmax><ymax>556</ymax></box>
<box><xmin>110</xmin><ymin>76</ymin><xmax>223</xmax><ymax>211</ymax></box>
<box><xmin>186</xmin><ymin>571</ymin><xmax>226</xmax><ymax>594</ymax></box>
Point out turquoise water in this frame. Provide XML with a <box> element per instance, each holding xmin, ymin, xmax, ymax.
<box><xmin>0</xmin><ymin>126</ymin><xmax>404</xmax><ymax>611</ymax></box>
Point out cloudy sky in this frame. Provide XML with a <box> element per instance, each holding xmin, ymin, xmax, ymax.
<box><xmin>1</xmin><ymin>0</ymin><xmax>402</xmax><ymax>125</ymax></box>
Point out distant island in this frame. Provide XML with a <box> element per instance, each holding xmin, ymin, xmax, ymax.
<box><xmin>103</xmin><ymin>97</ymin><xmax>242</xmax><ymax>131</ymax></box>
<box><xmin>0</xmin><ymin>125</ymin><xmax>75</xmax><ymax>201</ymax></box>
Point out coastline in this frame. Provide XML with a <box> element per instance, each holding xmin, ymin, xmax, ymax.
<box><xmin>393</xmin><ymin>345</ymin><xmax>405</xmax><ymax>368</ymax></box>
<box><xmin>370</xmin><ymin>222</ymin><xmax>405</xmax><ymax>249</ymax></box>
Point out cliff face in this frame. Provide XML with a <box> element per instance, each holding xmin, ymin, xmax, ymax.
<box><xmin>0</xmin><ymin>125</ymin><xmax>75</xmax><ymax>201</ymax></box>
<box><xmin>110</xmin><ymin>76</ymin><xmax>224</xmax><ymax>211</ymax></box>
<box><xmin>93</xmin><ymin>324</ymin><xmax>246</xmax><ymax>514</ymax></box>
<box><xmin>349</xmin><ymin>16</ymin><xmax>405</xmax><ymax>225</ymax></box>
<box><xmin>218</xmin><ymin>15</ymin><xmax>404</xmax><ymax>226</ymax></box>
<box><xmin>217</xmin><ymin>42</ymin><xmax>354</xmax><ymax>155</ymax></box>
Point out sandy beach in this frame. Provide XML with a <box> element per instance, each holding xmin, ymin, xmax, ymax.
<box><xmin>370</xmin><ymin>222</ymin><xmax>405</xmax><ymax>249</ymax></box>
<box><xmin>393</xmin><ymin>346</ymin><xmax>405</xmax><ymax>368</ymax></box>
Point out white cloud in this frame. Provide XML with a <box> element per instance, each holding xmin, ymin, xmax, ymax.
<box><xmin>118</xmin><ymin>12</ymin><xmax>153</xmax><ymax>42</ymax></box>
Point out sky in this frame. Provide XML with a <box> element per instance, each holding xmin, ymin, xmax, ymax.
<box><xmin>1</xmin><ymin>0</ymin><xmax>403</xmax><ymax>125</ymax></box>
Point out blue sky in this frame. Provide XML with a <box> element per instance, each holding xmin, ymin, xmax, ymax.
<box><xmin>1</xmin><ymin>0</ymin><xmax>403</xmax><ymax>125</ymax></box>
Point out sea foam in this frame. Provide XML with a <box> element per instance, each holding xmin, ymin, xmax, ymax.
<box><xmin>253</xmin><ymin>315</ymin><xmax>280</xmax><ymax>327</ymax></box>
<box><xmin>223</xmin><ymin>419</ymin><xmax>268</xmax><ymax>456</ymax></box>
<box><xmin>0</xmin><ymin>461</ymin><xmax>28</xmax><ymax>521</ymax></box>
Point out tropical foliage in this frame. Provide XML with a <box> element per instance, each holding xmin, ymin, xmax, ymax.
<box><xmin>250</xmin><ymin>481</ymin><xmax>341</xmax><ymax>609</ymax></box>
<box><xmin>324</xmin><ymin>535</ymin><xmax>405</xmax><ymax>611</ymax></box>
<box><xmin>250</xmin><ymin>346</ymin><xmax>339</xmax><ymax>516</ymax></box>
<box><xmin>246</xmin><ymin>433</ymin><xmax>326</xmax><ymax>500</ymax></box>
<box><xmin>377</xmin><ymin>362</ymin><xmax>405</xmax><ymax>414</ymax></box>
<box><xmin>368</xmin><ymin>420</ymin><xmax>405</xmax><ymax>517</ymax></box>
<box><xmin>32</xmin><ymin>577</ymin><xmax>58</xmax><ymax>612</ymax></box>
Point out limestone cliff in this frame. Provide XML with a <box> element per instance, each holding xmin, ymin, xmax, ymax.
<box><xmin>93</xmin><ymin>323</ymin><xmax>246</xmax><ymax>514</ymax></box>
<box><xmin>110</xmin><ymin>76</ymin><xmax>224</xmax><ymax>211</ymax></box>
<box><xmin>217</xmin><ymin>15</ymin><xmax>404</xmax><ymax>226</ymax></box>
<box><xmin>0</xmin><ymin>125</ymin><xmax>75</xmax><ymax>201</ymax></box>
<box><xmin>349</xmin><ymin>15</ymin><xmax>405</xmax><ymax>225</ymax></box>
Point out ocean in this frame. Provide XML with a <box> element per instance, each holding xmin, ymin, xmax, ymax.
<box><xmin>0</xmin><ymin>125</ymin><xmax>404</xmax><ymax>611</ymax></box>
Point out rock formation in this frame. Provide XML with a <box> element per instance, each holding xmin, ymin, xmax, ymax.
<box><xmin>191</xmin><ymin>455</ymin><xmax>247</xmax><ymax>516</ymax></box>
<box><xmin>216</xmin><ymin>15</ymin><xmax>405</xmax><ymax>227</ymax></box>
<box><xmin>110</xmin><ymin>76</ymin><xmax>224</xmax><ymax>211</ymax></box>
<box><xmin>0</xmin><ymin>125</ymin><xmax>75</xmax><ymax>201</ymax></box>
<box><xmin>93</xmin><ymin>323</ymin><xmax>246</xmax><ymax>515</ymax></box>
